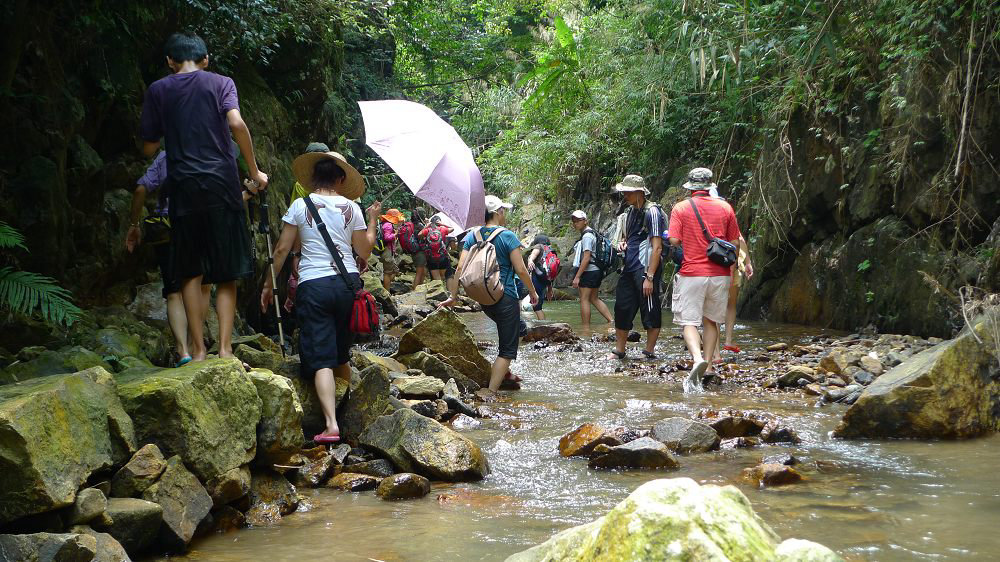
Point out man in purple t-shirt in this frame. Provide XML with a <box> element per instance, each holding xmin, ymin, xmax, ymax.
<box><xmin>139</xmin><ymin>32</ymin><xmax>269</xmax><ymax>362</ymax></box>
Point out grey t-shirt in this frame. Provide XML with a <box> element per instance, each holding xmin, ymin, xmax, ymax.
<box><xmin>573</xmin><ymin>230</ymin><xmax>601</xmax><ymax>272</ymax></box>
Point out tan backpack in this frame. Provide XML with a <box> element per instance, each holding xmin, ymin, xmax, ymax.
<box><xmin>459</xmin><ymin>227</ymin><xmax>507</xmax><ymax>305</ymax></box>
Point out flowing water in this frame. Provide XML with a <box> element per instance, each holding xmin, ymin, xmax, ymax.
<box><xmin>177</xmin><ymin>302</ymin><xmax>1000</xmax><ymax>561</ymax></box>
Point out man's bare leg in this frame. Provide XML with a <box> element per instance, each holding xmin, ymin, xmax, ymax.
<box><xmin>181</xmin><ymin>276</ymin><xmax>207</xmax><ymax>360</ymax></box>
<box><xmin>579</xmin><ymin>287</ymin><xmax>593</xmax><ymax>325</ymax></box>
<box><xmin>215</xmin><ymin>281</ymin><xmax>237</xmax><ymax>358</ymax></box>
<box><xmin>591</xmin><ymin>290</ymin><xmax>613</xmax><ymax>322</ymax></box>
<box><xmin>488</xmin><ymin>356</ymin><xmax>512</xmax><ymax>391</ymax></box>
<box><xmin>165</xmin><ymin>292</ymin><xmax>189</xmax><ymax>359</ymax></box>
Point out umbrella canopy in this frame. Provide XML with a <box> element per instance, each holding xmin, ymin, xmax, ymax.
<box><xmin>360</xmin><ymin>100</ymin><xmax>485</xmax><ymax>230</ymax></box>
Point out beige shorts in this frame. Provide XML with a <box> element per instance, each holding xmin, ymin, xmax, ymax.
<box><xmin>381</xmin><ymin>252</ymin><xmax>399</xmax><ymax>276</ymax></box>
<box><xmin>672</xmin><ymin>274</ymin><xmax>731</xmax><ymax>326</ymax></box>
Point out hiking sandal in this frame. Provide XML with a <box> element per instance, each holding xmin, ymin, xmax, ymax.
<box><xmin>641</xmin><ymin>350</ymin><xmax>658</xmax><ymax>360</ymax></box>
<box><xmin>609</xmin><ymin>349</ymin><xmax>627</xmax><ymax>360</ymax></box>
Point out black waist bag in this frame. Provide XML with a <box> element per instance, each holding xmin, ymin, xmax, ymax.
<box><xmin>689</xmin><ymin>199</ymin><xmax>737</xmax><ymax>267</ymax></box>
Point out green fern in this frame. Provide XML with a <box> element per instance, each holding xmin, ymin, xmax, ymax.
<box><xmin>0</xmin><ymin>221</ymin><xmax>26</xmax><ymax>251</ymax></box>
<box><xmin>0</xmin><ymin>268</ymin><xmax>82</xmax><ymax>327</ymax></box>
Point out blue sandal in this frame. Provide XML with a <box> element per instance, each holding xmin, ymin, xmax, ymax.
<box><xmin>175</xmin><ymin>356</ymin><xmax>192</xmax><ymax>368</ymax></box>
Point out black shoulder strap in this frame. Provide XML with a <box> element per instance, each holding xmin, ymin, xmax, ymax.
<box><xmin>688</xmin><ymin>198</ymin><xmax>715</xmax><ymax>243</ymax></box>
<box><xmin>303</xmin><ymin>196</ymin><xmax>361</xmax><ymax>293</ymax></box>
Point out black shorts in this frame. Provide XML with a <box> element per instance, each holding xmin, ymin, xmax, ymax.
<box><xmin>169</xmin><ymin>180</ymin><xmax>252</xmax><ymax>284</ymax></box>
<box><xmin>614</xmin><ymin>269</ymin><xmax>662</xmax><ymax>331</ymax></box>
<box><xmin>155</xmin><ymin>241</ymin><xmax>182</xmax><ymax>297</ymax></box>
<box><xmin>427</xmin><ymin>257</ymin><xmax>450</xmax><ymax>271</ymax></box>
<box><xmin>578</xmin><ymin>269</ymin><xmax>603</xmax><ymax>289</ymax></box>
<box><xmin>296</xmin><ymin>274</ymin><xmax>358</xmax><ymax>377</ymax></box>
<box><xmin>482</xmin><ymin>294</ymin><xmax>521</xmax><ymax>360</ymax></box>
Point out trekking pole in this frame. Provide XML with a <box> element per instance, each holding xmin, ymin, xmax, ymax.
<box><xmin>247</xmin><ymin>180</ymin><xmax>286</xmax><ymax>356</ymax></box>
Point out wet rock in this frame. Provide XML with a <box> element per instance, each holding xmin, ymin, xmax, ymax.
<box><xmin>804</xmin><ymin>383</ymin><xmax>825</xmax><ymax>396</ymax></box>
<box><xmin>442</xmin><ymin>378</ymin><xmax>461</xmax><ymax>399</ymax></box>
<box><xmin>650</xmin><ymin>418</ymin><xmax>720</xmax><ymax>454</ymax></box>
<box><xmin>777</xmin><ymin>366</ymin><xmax>816</xmax><ymax>387</ymax></box>
<box><xmin>522</xmin><ymin>323</ymin><xmax>579</xmax><ymax>344</ymax></box>
<box><xmin>818</xmin><ymin>350</ymin><xmax>856</xmax><ymax>375</ymax></box>
<box><xmin>505</xmin><ymin>478</ymin><xmax>841</xmax><ymax>562</ymax></box>
<box><xmin>70</xmin><ymin>525</ymin><xmax>132</xmax><ymax>561</ymax></box>
<box><xmin>0</xmin><ymin>346</ymin><xmax>111</xmax><ymax>385</ymax></box>
<box><xmin>558</xmin><ymin>423</ymin><xmax>622</xmax><ymax>457</ymax></box>
<box><xmin>442</xmin><ymin>395</ymin><xmax>480</xmax><ymax>418</ymax></box>
<box><xmin>359</xmin><ymin>408</ymin><xmax>490</xmax><ymax>481</ymax></box>
<box><xmin>705</xmin><ymin>413</ymin><xmax>766</xmax><ymax>438</ymax></box>
<box><xmin>203</xmin><ymin>465</ymin><xmax>251</xmax><ymax>508</ymax></box>
<box><xmin>720</xmin><ymin>437</ymin><xmax>760</xmax><ymax>449</ymax></box>
<box><xmin>392</xmin><ymin>375</ymin><xmax>445</xmax><ymax>399</ymax></box>
<box><xmin>853</xmin><ymin>370</ymin><xmax>876</xmax><ymax>385</ymax></box>
<box><xmin>99</xmin><ymin>497</ymin><xmax>163</xmax><ymax>556</ymax></box>
<box><xmin>395</xmin><ymin>351</ymin><xmax>481</xmax><ymax>392</ymax></box>
<box><xmin>327</xmin><ymin>473</ymin><xmax>380</xmax><ymax>492</ymax></box>
<box><xmin>402</xmin><ymin>399</ymin><xmax>438</xmax><ymax>418</ymax></box>
<box><xmin>291</xmin><ymin>453</ymin><xmax>338</xmax><ymax>488</ymax></box>
<box><xmin>396</xmin><ymin>309</ymin><xmax>491</xmax><ymax>388</ymax></box>
<box><xmin>843</xmin><ymin>388</ymin><xmax>863</xmax><ymax>405</ymax></box>
<box><xmin>248</xmin><ymin>370</ymin><xmax>305</xmax><ymax>466</ymax></box>
<box><xmin>340</xmin><ymin>364</ymin><xmax>393</xmax><ymax>445</ymax></box>
<box><xmin>351</xmin><ymin>351</ymin><xmax>409</xmax><ymax>375</ymax></box>
<box><xmin>611</xmin><ymin>427</ymin><xmax>648</xmax><ymax>444</ymax></box>
<box><xmin>111</xmin><ymin>443</ymin><xmax>167</xmax><ymax>498</ymax></box>
<box><xmin>449</xmin><ymin>413</ymin><xmax>482</xmax><ymax>430</ymax></box>
<box><xmin>376</xmin><ymin>473</ymin><xmax>431</xmax><ymax>500</ymax></box>
<box><xmin>0</xmin><ymin>367</ymin><xmax>135</xmax><ymax>524</ymax></box>
<box><xmin>342</xmin><ymin>459</ymin><xmax>395</xmax><ymax>478</ymax></box>
<box><xmin>766</xmin><ymin>343</ymin><xmax>788</xmax><ymax>352</ymax></box>
<box><xmin>763</xmin><ymin>453</ymin><xmax>799</xmax><ymax>466</ymax></box>
<box><xmin>742</xmin><ymin>463</ymin><xmax>803</xmax><ymax>487</ymax></box>
<box><xmin>859</xmin><ymin>355</ymin><xmax>884</xmax><ymax>376</ymax></box>
<box><xmin>626</xmin><ymin>331</ymin><xmax>642</xmax><ymax>342</ymax></box>
<box><xmin>588</xmin><ymin>437</ymin><xmax>680</xmax><ymax>470</ymax></box>
<box><xmin>774</xmin><ymin>538</ymin><xmax>842</xmax><ymax>561</ymax></box>
<box><xmin>116</xmin><ymin>359</ymin><xmax>261</xmax><ymax>485</ymax></box>
<box><xmin>835</xmin><ymin>316</ymin><xmax>1000</xmax><ymax>439</ymax></box>
<box><xmin>760</xmin><ymin>424</ymin><xmax>802</xmax><ymax>444</ymax></box>
<box><xmin>141</xmin><ymin>455</ymin><xmax>212</xmax><ymax>551</ymax></box>
<box><xmin>0</xmin><ymin>532</ymin><xmax>99</xmax><ymax>561</ymax></box>
<box><xmin>823</xmin><ymin>386</ymin><xmax>854</xmax><ymax>403</ymax></box>
<box><xmin>68</xmin><ymin>488</ymin><xmax>107</xmax><ymax>525</ymax></box>
<box><xmin>245</xmin><ymin>471</ymin><xmax>298</xmax><ymax>527</ymax></box>
<box><xmin>329</xmin><ymin>443</ymin><xmax>352</xmax><ymax>464</ymax></box>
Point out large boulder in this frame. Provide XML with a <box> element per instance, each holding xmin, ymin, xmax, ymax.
<box><xmin>340</xmin><ymin>365</ymin><xmax>394</xmax><ymax>445</ymax></box>
<box><xmin>115</xmin><ymin>359</ymin><xmax>262</xmax><ymax>484</ymax></box>
<box><xmin>650</xmin><ymin>417</ymin><xmax>721</xmax><ymax>454</ymax></box>
<box><xmin>359</xmin><ymin>408</ymin><xmax>490</xmax><ymax>482</ymax></box>
<box><xmin>0</xmin><ymin>346</ymin><xmax>111</xmax><ymax>385</ymax></box>
<box><xmin>834</xmin><ymin>316</ymin><xmax>1000</xmax><ymax>439</ymax></box>
<box><xmin>70</xmin><ymin>526</ymin><xmax>131</xmax><ymax>562</ymax></box>
<box><xmin>375</xmin><ymin>473</ymin><xmax>430</xmax><ymax>500</ymax></box>
<box><xmin>111</xmin><ymin>444</ymin><xmax>167</xmax><ymax>498</ymax></box>
<box><xmin>248</xmin><ymin>369</ymin><xmax>304</xmax><ymax>466</ymax></box>
<box><xmin>392</xmin><ymin>375</ymin><xmax>445</xmax><ymax>399</ymax></box>
<box><xmin>0</xmin><ymin>367</ymin><xmax>136</xmax><ymax>524</ymax></box>
<box><xmin>245</xmin><ymin>470</ymin><xmax>299</xmax><ymax>527</ymax></box>
<box><xmin>141</xmin><ymin>456</ymin><xmax>212</xmax><ymax>551</ymax></box>
<box><xmin>99</xmin><ymin>498</ymin><xmax>163</xmax><ymax>556</ymax></box>
<box><xmin>0</xmin><ymin>532</ymin><xmax>99</xmax><ymax>562</ymax></box>
<box><xmin>505</xmin><ymin>478</ymin><xmax>842</xmax><ymax>562</ymax></box>
<box><xmin>522</xmin><ymin>323</ymin><xmax>579</xmax><ymax>344</ymax></box>
<box><xmin>396</xmin><ymin>309</ymin><xmax>491</xmax><ymax>388</ymax></box>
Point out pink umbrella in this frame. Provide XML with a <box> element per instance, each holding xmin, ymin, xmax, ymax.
<box><xmin>359</xmin><ymin>100</ymin><xmax>486</xmax><ymax>229</ymax></box>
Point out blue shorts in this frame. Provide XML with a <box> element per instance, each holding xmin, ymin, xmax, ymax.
<box><xmin>296</xmin><ymin>273</ymin><xmax>358</xmax><ymax>377</ymax></box>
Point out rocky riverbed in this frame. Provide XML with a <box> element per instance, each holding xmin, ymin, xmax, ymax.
<box><xmin>1</xmin><ymin>281</ymin><xmax>997</xmax><ymax>560</ymax></box>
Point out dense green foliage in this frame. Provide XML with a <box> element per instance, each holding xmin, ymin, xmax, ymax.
<box><xmin>0</xmin><ymin>222</ymin><xmax>81</xmax><ymax>327</ymax></box>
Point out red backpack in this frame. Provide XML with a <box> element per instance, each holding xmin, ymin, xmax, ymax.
<box><xmin>425</xmin><ymin>226</ymin><xmax>447</xmax><ymax>261</ymax></box>
<box><xmin>398</xmin><ymin>221</ymin><xmax>419</xmax><ymax>254</ymax></box>
<box><xmin>542</xmin><ymin>245</ymin><xmax>560</xmax><ymax>281</ymax></box>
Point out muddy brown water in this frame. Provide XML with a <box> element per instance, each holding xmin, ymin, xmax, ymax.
<box><xmin>173</xmin><ymin>301</ymin><xmax>1000</xmax><ymax>561</ymax></box>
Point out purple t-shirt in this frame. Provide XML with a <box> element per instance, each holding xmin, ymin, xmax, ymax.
<box><xmin>137</xmin><ymin>152</ymin><xmax>169</xmax><ymax>216</ymax></box>
<box><xmin>139</xmin><ymin>70</ymin><xmax>242</xmax><ymax>213</ymax></box>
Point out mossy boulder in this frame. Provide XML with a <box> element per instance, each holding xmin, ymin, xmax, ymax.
<box><xmin>0</xmin><ymin>367</ymin><xmax>136</xmax><ymax>524</ymax></box>
<box><xmin>0</xmin><ymin>346</ymin><xmax>111</xmax><ymax>385</ymax></box>
<box><xmin>359</xmin><ymin>408</ymin><xmax>489</xmax><ymax>482</ymax></box>
<box><xmin>249</xmin><ymin>369</ymin><xmax>305</xmax><ymax>466</ymax></box>
<box><xmin>834</xmin><ymin>315</ymin><xmax>1000</xmax><ymax>439</ymax></box>
<box><xmin>141</xmin><ymin>455</ymin><xmax>212</xmax><ymax>551</ymax></box>
<box><xmin>396</xmin><ymin>309</ymin><xmax>491</xmax><ymax>388</ymax></box>
<box><xmin>340</xmin><ymin>365</ymin><xmax>394</xmax><ymax>445</ymax></box>
<box><xmin>115</xmin><ymin>359</ymin><xmax>262</xmax><ymax>484</ymax></box>
<box><xmin>0</xmin><ymin>532</ymin><xmax>99</xmax><ymax>561</ymax></box>
<box><xmin>395</xmin><ymin>350</ymin><xmax>480</xmax><ymax>393</ymax></box>
<box><xmin>505</xmin><ymin>478</ymin><xmax>842</xmax><ymax>562</ymax></box>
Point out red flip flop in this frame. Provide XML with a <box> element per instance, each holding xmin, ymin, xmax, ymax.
<box><xmin>723</xmin><ymin>345</ymin><xmax>741</xmax><ymax>353</ymax></box>
<box><xmin>313</xmin><ymin>433</ymin><xmax>341</xmax><ymax>444</ymax></box>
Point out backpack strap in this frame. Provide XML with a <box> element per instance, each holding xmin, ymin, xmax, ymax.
<box><xmin>303</xmin><ymin>196</ymin><xmax>361</xmax><ymax>294</ymax></box>
<box><xmin>688</xmin><ymin>198</ymin><xmax>716</xmax><ymax>243</ymax></box>
<box><xmin>484</xmin><ymin>226</ymin><xmax>506</xmax><ymax>243</ymax></box>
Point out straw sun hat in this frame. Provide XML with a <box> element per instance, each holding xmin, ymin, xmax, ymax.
<box><xmin>292</xmin><ymin>151</ymin><xmax>364</xmax><ymax>200</ymax></box>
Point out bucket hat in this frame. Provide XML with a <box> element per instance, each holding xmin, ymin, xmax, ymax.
<box><xmin>292</xmin><ymin>151</ymin><xmax>364</xmax><ymax>200</ymax></box>
<box><xmin>682</xmin><ymin>167</ymin><xmax>718</xmax><ymax>191</ymax></box>
<box><xmin>613</xmin><ymin>174</ymin><xmax>649</xmax><ymax>195</ymax></box>
<box><xmin>380</xmin><ymin>208</ymin><xmax>405</xmax><ymax>224</ymax></box>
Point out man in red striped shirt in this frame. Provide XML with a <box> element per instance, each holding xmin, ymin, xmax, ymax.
<box><xmin>668</xmin><ymin>168</ymin><xmax>743</xmax><ymax>388</ymax></box>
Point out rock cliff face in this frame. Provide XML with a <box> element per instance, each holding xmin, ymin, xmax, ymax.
<box><xmin>0</xmin><ymin>2</ymin><xmax>395</xmax><ymax>340</ymax></box>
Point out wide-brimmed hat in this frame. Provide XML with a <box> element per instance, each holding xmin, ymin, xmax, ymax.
<box><xmin>682</xmin><ymin>167</ymin><xmax>718</xmax><ymax>191</ymax></box>
<box><xmin>485</xmin><ymin>195</ymin><xmax>513</xmax><ymax>212</ymax></box>
<box><xmin>613</xmin><ymin>174</ymin><xmax>649</xmax><ymax>194</ymax></box>
<box><xmin>380</xmin><ymin>208</ymin><xmax>404</xmax><ymax>224</ymax></box>
<box><xmin>292</xmin><ymin>151</ymin><xmax>364</xmax><ymax>200</ymax></box>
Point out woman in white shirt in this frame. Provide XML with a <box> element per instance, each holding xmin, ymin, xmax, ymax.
<box><xmin>262</xmin><ymin>151</ymin><xmax>380</xmax><ymax>444</ymax></box>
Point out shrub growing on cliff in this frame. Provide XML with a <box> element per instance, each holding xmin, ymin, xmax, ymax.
<box><xmin>0</xmin><ymin>221</ymin><xmax>81</xmax><ymax>327</ymax></box>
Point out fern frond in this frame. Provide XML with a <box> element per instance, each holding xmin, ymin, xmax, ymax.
<box><xmin>0</xmin><ymin>221</ymin><xmax>27</xmax><ymax>251</ymax></box>
<box><xmin>0</xmin><ymin>267</ymin><xmax>82</xmax><ymax>327</ymax></box>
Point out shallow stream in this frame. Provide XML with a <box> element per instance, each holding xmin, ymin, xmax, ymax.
<box><xmin>176</xmin><ymin>301</ymin><xmax>1000</xmax><ymax>561</ymax></box>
